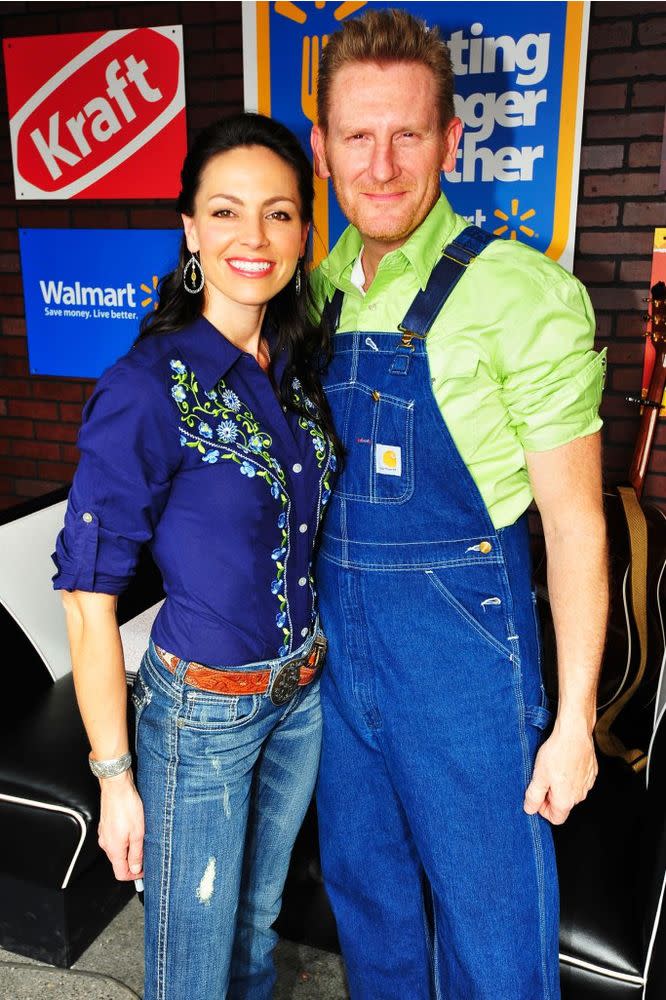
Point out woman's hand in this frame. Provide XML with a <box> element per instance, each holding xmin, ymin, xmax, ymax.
<box><xmin>98</xmin><ymin>770</ymin><xmax>145</xmax><ymax>880</ymax></box>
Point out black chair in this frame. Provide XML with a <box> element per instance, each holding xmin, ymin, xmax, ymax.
<box><xmin>0</xmin><ymin>489</ymin><xmax>163</xmax><ymax>967</ymax></box>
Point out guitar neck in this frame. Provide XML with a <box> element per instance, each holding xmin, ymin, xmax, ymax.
<box><xmin>629</xmin><ymin>282</ymin><xmax>666</xmax><ymax>498</ymax></box>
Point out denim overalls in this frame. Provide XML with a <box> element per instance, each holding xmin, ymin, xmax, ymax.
<box><xmin>316</xmin><ymin>228</ymin><xmax>559</xmax><ymax>1000</ymax></box>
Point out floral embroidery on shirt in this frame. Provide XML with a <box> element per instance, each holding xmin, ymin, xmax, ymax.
<box><xmin>170</xmin><ymin>360</ymin><xmax>293</xmax><ymax>653</ymax></box>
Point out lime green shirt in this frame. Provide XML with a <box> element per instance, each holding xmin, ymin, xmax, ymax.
<box><xmin>312</xmin><ymin>194</ymin><xmax>605</xmax><ymax>529</ymax></box>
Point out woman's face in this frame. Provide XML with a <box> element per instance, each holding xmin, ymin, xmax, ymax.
<box><xmin>182</xmin><ymin>145</ymin><xmax>309</xmax><ymax>320</ymax></box>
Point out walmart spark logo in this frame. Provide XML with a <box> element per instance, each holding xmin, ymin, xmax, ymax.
<box><xmin>493</xmin><ymin>200</ymin><xmax>537</xmax><ymax>241</ymax></box>
<box><xmin>140</xmin><ymin>274</ymin><xmax>159</xmax><ymax>310</ymax></box>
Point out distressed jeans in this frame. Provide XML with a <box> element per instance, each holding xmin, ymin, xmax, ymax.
<box><xmin>134</xmin><ymin>637</ymin><xmax>322</xmax><ymax>1000</ymax></box>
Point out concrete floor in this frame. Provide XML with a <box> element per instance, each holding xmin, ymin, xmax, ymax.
<box><xmin>0</xmin><ymin>896</ymin><xmax>349</xmax><ymax>999</ymax></box>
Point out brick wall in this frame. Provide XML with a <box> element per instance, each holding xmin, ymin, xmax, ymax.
<box><xmin>0</xmin><ymin>1</ymin><xmax>244</xmax><ymax>510</ymax></box>
<box><xmin>0</xmin><ymin>1</ymin><xmax>665</xmax><ymax>511</ymax></box>
<box><xmin>576</xmin><ymin>1</ymin><xmax>666</xmax><ymax>504</ymax></box>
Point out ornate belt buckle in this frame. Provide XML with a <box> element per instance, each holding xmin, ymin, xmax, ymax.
<box><xmin>270</xmin><ymin>659</ymin><xmax>301</xmax><ymax>705</ymax></box>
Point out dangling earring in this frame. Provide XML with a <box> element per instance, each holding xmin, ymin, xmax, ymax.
<box><xmin>183</xmin><ymin>252</ymin><xmax>204</xmax><ymax>294</ymax></box>
<box><xmin>294</xmin><ymin>260</ymin><xmax>302</xmax><ymax>297</ymax></box>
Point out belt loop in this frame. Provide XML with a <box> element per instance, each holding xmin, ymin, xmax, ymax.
<box><xmin>172</xmin><ymin>656</ymin><xmax>190</xmax><ymax>684</ymax></box>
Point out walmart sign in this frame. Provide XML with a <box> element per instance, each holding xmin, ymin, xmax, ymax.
<box><xmin>19</xmin><ymin>228</ymin><xmax>181</xmax><ymax>377</ymax></box>
<box><xmin>242</xmin><ymin>1</ymin><xmax>589</xmax><ymax>270</ymax></box>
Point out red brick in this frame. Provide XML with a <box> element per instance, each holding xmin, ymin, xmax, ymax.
<box><xmin>214</xmin><ymin>23</ymin><xmax>244</xmax><ymax>50</ymax></box>
<box><xmin>1</xmin><ymin>418</ymin><xmax>34</xmax><ymax>439</ymax></box>
<box><xmin>576</xmin><ymin>202</ymin><xmax>619</xmax><ymax>228</ymax></box>
<box><xmin>588</xmin><ymin>286</ymin><xmax>646</xmax><ymax>312</ymax></box>
<box><xmin>644</xmin><ymin>447</ymin><xmax>666</xmax><ymax>475</ymax></box>
<box><xmin>31</xmin><ymin>380</ymin><xmax>84</xmax><ymax>402</ymax></box>
<box><xmin>0</xmin><ymin>274</ymin><xmax>23</xmax><ymax>294</ymax></box>
<box><xmin>590</xmin><ymin>50</ymin><xmax>665</xmax><ymax>80</ymax></box>
<box><xmin>71</xmin><ymin>207</ymin><xmax>130</xmax><ymax>228</ymax></box>
<box><xmin>38</xmin><ymin>461</ymin><xmax>77</xmax><ymax>481</ymax></box>
<box><xmin>1</xmin><ymin>13</ymin><xmax>59</xmax><ymax>34</ymax></box>
<box><xmin>632</xmin><ymin>81</ymin><xmax>666</xmax><ymax>108</ymax></box>
<box><xmin>0</xmin><ymin>495</ymin><xmax>19</xmax><ymax>512</ymax></box>
<box><xmin>55</xmin><ymin>9</ymin><xmax>117</xmax><ymax>32</ymax></box>
<box><xmin>588</xmin><ymin>20</ymin><xmax>633</xmax><ymax>49</ymax></box>
<box><xmin>0</xmin><ymin>252</ymin><xmax>19</xmax><ymax>272</ymax></box>
<box><xmin>628</xmin><ymin>142</ymin><xmax>663</xmax><ymax>168</ymax></box>
<box><xmin>606</xmin><ymin>340</ymin><xmax>645</xmax><ymax>367</ymax></box>
<box><xmin>623</xmin><ymin>201</ymin><xmax>666</xmax><ymax>226</ymax></box>
<box><xmin>61</xmin><ymin>445</ymin><xmax>81</xmax><ymax>464</ymax></box>
<box><xmin>0</xmin><ymin>358</ymin><xmax>30</xmax><ymax>377</ymax></box>
<box><xmin>596</xmin><ymin>1</ymin><xmax>666</xmax><ymax>13</ymax></box>
<box><xmin>584</xmin><ymin>172</ymin><xmax>661</xmax><ymax>197</ymax></box>
<box><xmin>8</xmin><ymin>399</ymin><xmax>59</xmax><ymax>420</ymax></box>
<box><xmin>638</xmin><ymin>17</ymin><xmax>666</xmax><ymax>45</ymax></box>
<box><xmin>59</xmin><ymin>402</ymin><xmax>84</xmax><ymax>423</ymax></box>
<box><xmin>2</xmin><ymin>296</ymin><xmax>27</xmax><ymax>316</ymax></box>
<box><xmin>0</xmin><ymin>477</ymin><xmax>13</xmax><ymax>495</ymax></box>
<box><xmin>14</xmin><ymin>479</ymin><xmax>64</xmax><ymax>498</ymax></box>
<box><xmin>185</xmin><ymin>25</ymin><xmax>217</xmax><ymax>50</ymax></box>
<box><xmin>578</xmin><ymin>231</ymin><xmax>653</xmax><ymax>255</ymax></box>
<box><xmin>1</xmin><ymin>336</ymin><xmax>28</xmax><ymax>357</ymax></box>
<box><xmin>616</xmin><ymin>313</ymin><xmax>648</xmax><ymax>339</ymax></box>
<box><xmin>180</xmin><ymin>2</ymin><xmax>218</xmax><ymax>23</ymax></box>
<box><xmin>17</xmin><ymin>207</ymin><xmax>71</xmax><ymax>227</ymax></box>
<box><xmin>595</xmin><ymin>314</ymin><xmax>613</xmax><ymax>340</ymax></box>
<box><xmin>0</xmin><ymin>457</ymin><xmax>37</xmax><ymax>477</ymax></box>
<box><xmin>37</xmin><ymin>422</ymin><xmax>79</xmax><ymax>443</ymax></box>
<box><xmin>1</xmin><ymin>317</ymin><xmax>26</xmax><ymax>336</ymax></box>
<box><xmin>0</xmin><ymin>400</ymin><xmax>7</xmax><ymax>417</ymax></box>
<box><xmin>643</xmin><ymin>472</ymin><xmax>666</xmax><ymax>506</ymax></box>
<box><xmin>0</xmin><ymin>439</ymin><xmax>10</xmax><ymax>456</ymax></box>
<box><xmin>0</xmin><ymin>231</ymin><xmax>19</xmax><ymax>251</ymax></box>
<box><xmin>586</xmin><ymin>111</ymin><xmax>664</xmax><ymax>140</ymax></box>
<box><xmin>116</xmin><ymin>4</ymin><xmax>179</xmax><ymax>26</ymax></box>
<box><xmin>10</xmin><ymin>439</ymin><xmax>60</xmax><ymax>461</ymax></box>
<box><xmin>128</xmin><ymin>208</ymin><xmax>179</xmax><ymax>228</ymax></box>
<box><xmin>610</xmin><ymin>365</ymin><xmax>645</xmax><ymax>394</ymax></box>
<box><xmin>620</xmin><ymin>259</ymin><xmax>654</xmax><ymax>285</ymax></box>
<box><xmin>580</xmin><ymin>145</ymin><xmax>624</xmax><ymax>170</ymax></box>
<box><xmin>0</xmin><ymin>209</ymin><xmax>17</xmax><ymax>228</ymax></box>
<box><xmin>0</xmin><ymin>378</ymin><xmax>30</xmax><ymax>397</ymax></box>
<box><xmin>573</xmin><ymin>259</ymin><xmax>616</xmax><ymax>285</ymax></box>
<box><xmin>605</xmin><ymin>420</ymin><xmax>641</xmax><ymax>446</ymax></box>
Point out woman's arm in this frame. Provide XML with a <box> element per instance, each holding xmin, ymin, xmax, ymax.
<box><xmin>62</xmin><ymin>589</ymin><xmax>144</xmax><ymax>881</ymax></box>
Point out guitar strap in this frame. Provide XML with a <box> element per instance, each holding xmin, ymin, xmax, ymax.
<box><xmin>594</xmin><ymin>484</ymin><xmax>649</xmax><ymax>773</ymax></box>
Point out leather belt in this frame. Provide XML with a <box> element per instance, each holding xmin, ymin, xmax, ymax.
<box><xmin>154</xmin><ymin>634</ymin><xmax>327</xmax><ymax>706</ymax></box>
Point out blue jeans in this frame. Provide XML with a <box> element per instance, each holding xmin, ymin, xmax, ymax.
<box><xmin>134</xmin><ymin>637</ymin><xmax>322</xmax><ymax>1000</ymax></box>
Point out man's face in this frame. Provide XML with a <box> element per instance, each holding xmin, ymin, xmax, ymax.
<box><xmin>312</xmin><ymin>60</ymin><xmax>461</xmax><ymax>251</ymax></box>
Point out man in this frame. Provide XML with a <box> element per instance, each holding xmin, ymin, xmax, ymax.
<box><xmin>309</xmin><ymin>9</ymin><xmax>607</xmax><ymax>1000</ymax></box>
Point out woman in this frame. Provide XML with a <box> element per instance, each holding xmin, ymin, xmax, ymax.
<box><xmin>52</xmin><ymin>113</ymin><xmax>340</xmax><ymax>1000</ymax></box>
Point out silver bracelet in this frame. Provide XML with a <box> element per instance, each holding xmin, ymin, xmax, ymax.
<box><xmin>89</xmin><ymin>751</ymin><xmax>132</xmax><ymax>779</ymax></box>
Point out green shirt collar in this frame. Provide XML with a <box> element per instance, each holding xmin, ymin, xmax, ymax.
<box><xmin>318</xmin><ymin>193</ymin><xmax>460</xmax><ymax>294</ymax></box>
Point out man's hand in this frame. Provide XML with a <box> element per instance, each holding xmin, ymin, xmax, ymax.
<box><xmin>98</xmin><ymin>770</ymin><xmax>145</xmax><ymax>880</ymax></box>
<box><xmin>523</xmin><ymin>719</ymin><xmax>598</xmax><ymax>825</ymax></box>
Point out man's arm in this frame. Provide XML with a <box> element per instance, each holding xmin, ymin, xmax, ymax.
<box><xmin>523</xmin><ymin>430</ymin><xmax>608</xmax><ymax>825</ymax></box>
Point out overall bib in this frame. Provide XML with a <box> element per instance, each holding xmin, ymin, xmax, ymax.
<box><xmin>316</xmin><ymin>228</ymin><xmax>559</xmax><ymax>1000</ymax></box>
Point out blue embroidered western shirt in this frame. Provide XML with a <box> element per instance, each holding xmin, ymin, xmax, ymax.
<box><xmin>52</xmin><ymin>316</ymin><xmax>336</xmax><ymax>667</ymax></box>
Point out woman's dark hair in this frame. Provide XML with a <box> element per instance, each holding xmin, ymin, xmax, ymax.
<box><xmin>138</xmin><ymin>112</ymin><xmax>342</xmax><ymax>461</ymax></box>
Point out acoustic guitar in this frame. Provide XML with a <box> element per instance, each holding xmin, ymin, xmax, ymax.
<box><xmin>537</xmin><ymin>282</ymin><xmax>666</xmax><ymax>766</ymax></box>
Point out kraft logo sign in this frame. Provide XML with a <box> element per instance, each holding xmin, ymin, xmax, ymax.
<box><xmin>19</xmin><ymin>229</ymin><xmax>182</xmax><ymax>378</ymax></box>
<box><xmin>242</xmin><ymin>1</ymin><xmax>588</xmax><ymax>269</ymax></box>
<box><xmin>4</xmin><ymin>26</ymin><xmax>186</xmax><ymax>199</ymax></box>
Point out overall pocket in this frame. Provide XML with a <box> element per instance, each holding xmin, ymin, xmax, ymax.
<box><xmin>326</xmin><ymin>381</ymin><xmax>414</xmax><ymax>504</ymax></box>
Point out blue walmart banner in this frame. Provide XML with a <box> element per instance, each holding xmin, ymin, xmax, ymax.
<box><xmin>19</xmin><ymin>228</ymin><xmax>182</xmax><ymax>378</ymax></box>
<box><xmin>242</xmin><ymin>1</ymin><xmax>589</xmax><ymax>270</ymax></box>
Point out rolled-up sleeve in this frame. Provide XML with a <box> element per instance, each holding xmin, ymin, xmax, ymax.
<box><xmin>498</xmin><ymin>274</ymin><xmax>606</xmax><ymax>453</ymax></box>
<box><xmin>52</xmin><ymin>361</ymin><xmax>178</xmax><ymax>594</ymax></box>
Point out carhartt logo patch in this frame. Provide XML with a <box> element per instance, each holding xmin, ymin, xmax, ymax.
<box><xmin>375</xmin><ymin>444</ymin><xmax>402</xmax><ymax>477</ymax></box>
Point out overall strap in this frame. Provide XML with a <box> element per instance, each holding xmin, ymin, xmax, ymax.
<box><xmin>322</xmin><ymin>288</ymin><xmax>345</xmax><ymax>335</ymax></box>
<box><xmin>399</xmin><ymin>225</ymin><xmax>497</xmax><ymax>340</ymax></box>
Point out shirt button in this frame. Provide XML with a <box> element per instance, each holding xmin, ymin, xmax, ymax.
<box><xmin>299</xmin><ymin>523</ymin><xmax>308</xmax><ymax>533</ymax></box>
<box><xmin>82</xmin><ymin>512</ymin><xmax>93</xmax><ymax>524</ymax></box>
<box><xmin>301</xmin><ymin>627</ymin><xmax>309</xmax><ymax>637</ymax></box>
<box><xmin>298</xmin><ymin>577</ymin><xmax>307</xmax><ymax>587</ymax></box>
<box><xmin>292</xmin><ymin>463</ymin><xmax>302</xmax><ymax>474</ymax></box>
